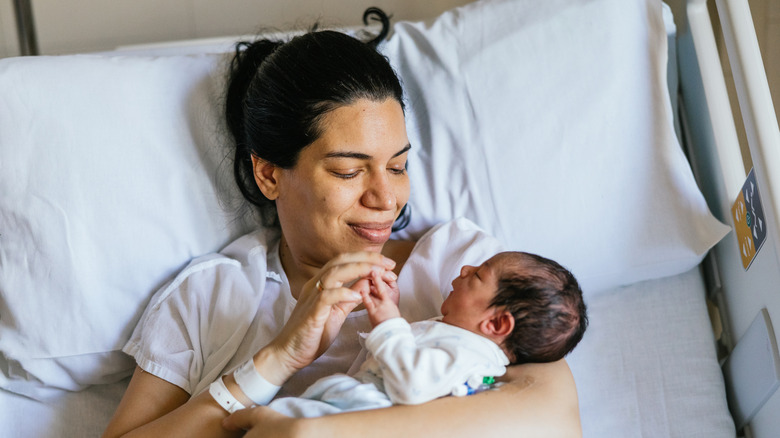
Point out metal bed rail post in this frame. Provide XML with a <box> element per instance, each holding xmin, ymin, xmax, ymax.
<box><xmin>714</xmin><ymin>0</ymin><xmax>780</xmax><ymax>268</ymax></box>
<box><xmin>13</xmin><ymin>0</ymin><xmax>39</xmax><ymax>55</ymax></box>
<box><xmin>685</xmin><ymin>0</ymin><xmax>746</xmax><ymax>205</ymax></box>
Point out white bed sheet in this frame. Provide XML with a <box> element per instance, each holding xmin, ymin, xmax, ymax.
<box><xmin>569</xmin><ymin>268</ymin><xmax>735</xmax><ymax>437</ymax></box>
<box><xmin>0</xmin><ymin>268</ymin><xmax>734</xmax><ymax>437</ymax></box>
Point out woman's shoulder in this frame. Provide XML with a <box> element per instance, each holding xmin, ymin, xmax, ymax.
<box><xmin>148</xmin><ymin>228</ymin><xmax>280</xmax><ymax>308</ymax></box>
<box><xmin>218</xmin><ymin>227</ymin><xmax>281</xmax><ymax>263</ymax></box>
<box><xmin>125</xmin><ymin>228</ymin><xmax>283</xmax><ymax>392</ymax></box>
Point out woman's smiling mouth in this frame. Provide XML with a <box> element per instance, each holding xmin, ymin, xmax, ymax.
<box><xmin>349</xmin><ymin>222</ymin><xmax>394</xmax><ymax>243</ymax></box>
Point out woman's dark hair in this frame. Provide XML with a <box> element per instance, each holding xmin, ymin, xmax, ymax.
<box><xmin>490</xmin><ymin>252</ymin><xmax>588</xmax><ymax>365</ymax></box>
<box><xmin>225</xmin><ymin>10</ymin><xmax>409</xmax><ymax>228</ymax></box>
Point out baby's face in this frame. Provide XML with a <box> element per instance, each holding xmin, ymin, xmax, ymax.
<box><xmin>440</xmin><ymin>254</ymin><xmax>507</xmax><ymax>332</ymax></box>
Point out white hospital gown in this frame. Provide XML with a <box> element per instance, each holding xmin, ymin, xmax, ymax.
<box><xmin>268</xmin><ymin>317</ymin><xmax>509</xmax><ymax>418</ymax></box>
<box><xmin>124</xmin><ymin>218</ymin><xmax>503</xmax><ymax>401</ymax></box>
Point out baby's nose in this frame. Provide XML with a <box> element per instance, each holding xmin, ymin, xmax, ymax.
<box><xmin>460</xmin><ymin>265</ymin><xmax>475</xmax><ymax>277</ymax></box>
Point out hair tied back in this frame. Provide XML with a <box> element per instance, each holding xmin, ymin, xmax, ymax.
<box><xmin>226</xmin><ymin>39</ymin><xmax>282</xmax><ymax>148</ymax></box>
<box><xmin>363</xmin><ymin>7</ymin><xmax>391</xmax><ymax>48</ymax></box>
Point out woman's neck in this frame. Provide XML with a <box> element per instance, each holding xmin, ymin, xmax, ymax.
<box><xmin>278</xmin><ymin>237</ymin><xmax>319</xmax><ymax>301</ymax></box>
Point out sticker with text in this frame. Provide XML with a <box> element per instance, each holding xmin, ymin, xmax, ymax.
<box><xmin>731</xmin><ymin>169</ymin><xmax>767</xmax><ymax>270</ymax></box>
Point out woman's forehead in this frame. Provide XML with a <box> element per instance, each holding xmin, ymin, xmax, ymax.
<box><xmin>309</xmin><ymin>98</ymin><xmax>409</xmax><ymax>159</ymax></box>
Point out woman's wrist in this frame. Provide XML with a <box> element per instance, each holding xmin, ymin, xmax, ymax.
<box><xmin>234</xmin><ymin>358</ymin><xmax>282</xmax><ymax>405</ymax></box>
<box><xmin>253</xmin><ymin>343</ymin><xmax>297</xmax><ymax>386</ymax></box>
<box><xmin>214</xmin><ymin>348</ymin><xmax>288</xmax><ymax>412</ymax></box>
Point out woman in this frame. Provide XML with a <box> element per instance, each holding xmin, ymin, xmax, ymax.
<box><xmin>104</xmin><ymin>27</ymin><xmax>580</xmax><ymax>438</ymax></box>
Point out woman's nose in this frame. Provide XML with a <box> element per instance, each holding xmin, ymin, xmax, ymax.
<box><xmin>362</xmin><ymin>172</ymin><xmax>395</xmax><ymax>210</ymax></box>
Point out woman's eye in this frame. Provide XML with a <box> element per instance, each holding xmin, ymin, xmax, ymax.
<box><xmin>389</xmin><ymin>161</ymin><xmax>408</xmax><ymax>175</ymax></box>
<box><xmin>332</xmin><ymin>170</ymin><xmax>360</xmax><ymax>179</ymax></box>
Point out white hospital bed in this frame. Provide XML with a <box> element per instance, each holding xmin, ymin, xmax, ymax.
<box><xmin>0</xmin><ymin>0</ymin><xmax>777</xmax><ymax>436</ymax></box>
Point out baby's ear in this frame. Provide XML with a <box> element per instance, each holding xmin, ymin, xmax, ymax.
<box><xmin>480</xmin><ymin>309</ymin><xmax>514</xmax><ymax>338</ymax></box>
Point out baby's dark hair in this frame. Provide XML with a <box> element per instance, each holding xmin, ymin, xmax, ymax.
<box><xmin>490</xmin><ymin>252</ymin><xmax>587</xmax><ymax>365</ymax></box>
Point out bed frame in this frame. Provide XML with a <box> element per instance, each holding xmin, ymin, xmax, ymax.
<box><xmin>670</xmin><ymin>0</ymin><xmax>780</xmax><ymax>437</ymax></box>
<box><xmin>11</xmin><ymin>0</ymin><xmax>37</xmax><ymax>55</ymax></box>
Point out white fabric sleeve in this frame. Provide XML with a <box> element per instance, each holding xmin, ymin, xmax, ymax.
<box><xmin>122</xmin><ymin>254</ymin><xmax>264</xmax><ymax>394</ymax></box>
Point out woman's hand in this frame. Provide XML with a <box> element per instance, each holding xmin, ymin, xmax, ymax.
<box><xmin>263</xmin><ymin>252</ymin><xmax>396</xmax><ymax>383</ymax></box>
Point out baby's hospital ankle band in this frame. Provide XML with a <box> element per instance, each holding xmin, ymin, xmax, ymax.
<box><xmin>451</xmin><ymin>375</ymin><xmax>497</xmax><ymax>397</ymax></box>
<box><xmin>209</xmin><ymin>377</ymin><xmax>246</xmax><ymax>414</ymax></box>
<box><xmin>234</xmin><ymin>358</ymin><xmax>281</xmax><ymax>405</ymax></box>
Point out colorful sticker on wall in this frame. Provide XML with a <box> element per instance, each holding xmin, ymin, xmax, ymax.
<box><xmin>731</xmin><ymin>168</ymin><xmax>767</xmax><ymax>270</ymax></box>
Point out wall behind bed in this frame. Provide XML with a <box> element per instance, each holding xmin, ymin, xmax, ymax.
<box><xmin>2</xmin><ymin>1</ymin><xmax>777</xmax><ymax>144</ymax></box>
<box><xmin>0</xmin><ymin>0</ymin><xmax>471</xmax><ymax>57</ymax></box>
<box><xmin>0</xmin><ymin>1</ymin><xmax>19</xmax><ymax>58</ymax></box>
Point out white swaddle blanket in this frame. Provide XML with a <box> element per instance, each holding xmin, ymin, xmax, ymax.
<box><xmin>269</xmin><ymin>318</ymin><xmax>508</xmax><ymax>417</ymax></box>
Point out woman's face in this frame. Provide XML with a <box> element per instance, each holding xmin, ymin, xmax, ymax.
<box><xmin>268</xmin><ymin>98</ymin><xmax>410</xmax><ymax>269</ymax></box>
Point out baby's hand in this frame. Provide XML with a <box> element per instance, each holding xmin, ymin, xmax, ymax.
<box><xmin>381</xmin><ymin>270</ymin><xmax>400</xmax><ymax>306</ymax></box>
<box><xmin>361</xmin><ymin>270</ymin><xmax>401</xmax><ymax>327</ymax></box>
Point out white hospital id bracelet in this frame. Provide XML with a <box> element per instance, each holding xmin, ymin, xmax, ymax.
<box><xmin>209</xmin><ymin>377</ymin><xmax>246</xmax><ymax>414</ymax></box>
<box><xmin>234</xmin><ymin>358</ymin><xmax>281</xmax><ymax>405</ymax></box>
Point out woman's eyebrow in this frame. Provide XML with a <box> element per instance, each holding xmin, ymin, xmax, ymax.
<box><xmin>323</xmin><ymin>143</ymin><xmax>411</xmax><ymax>160</ymax></box>
<box><xmin>324</xmin><ymin>151</ymin><xmax>370</xmax><ymax>159</ymax></box>
<box><xmin>393</xmin><ymin>144</ymin><xmax>412</xmax><ymax>158</ymax></box>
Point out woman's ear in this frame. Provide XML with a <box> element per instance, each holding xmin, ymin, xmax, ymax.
<box><xmin>480</xmin><ymin>309</ymin><xmax>515</xmax><ymax>339</ymax></box>
<box><xmin>251</xmin><ymin>155</ymin><xmax>281</xmax><ymax>200</ymax></box>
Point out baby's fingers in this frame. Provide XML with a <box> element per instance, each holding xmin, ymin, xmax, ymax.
<box><xmin>360</xmin><ymin>288</ymin><xmax>375</xmax><ymax>311</ymax></box>
<box><xmin>372</xmin><ymin>270</ymin><xmax>400</xmax><ymax>305</ymax></box>
<box><xmin>370</xmin><ymin>271</ymin><xmax>391</xmax><ymax>298</ymax></box>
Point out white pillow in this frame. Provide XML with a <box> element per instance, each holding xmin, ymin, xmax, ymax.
<box><xmin>0</xmin><ymin>0</ymin><xmax>727</xmax><ymax>397</ymax></box>
<box><xmin>0</xmin><ymin>53</ymin><xmax>251</xmax><ymax>398</ymax></box>
<box><xmin>387</xmin><ymin>0</ymin><xmax>728</xmax><ymax>292</ymax></box>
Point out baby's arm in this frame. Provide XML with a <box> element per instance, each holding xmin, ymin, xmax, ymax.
<box><xmin>362</xmin><ymin>273</ymin><xmax>504</xmax><ymax>405</ymax></box>
<box><xmin>365</xmin><ymin>319</ymin><xmax>506</xmax><ymax>405</ymax></box>
<box><xmin>361</xmin><ymin>271</ymin><xmax>401</xmax><ymax>327</ymax></box>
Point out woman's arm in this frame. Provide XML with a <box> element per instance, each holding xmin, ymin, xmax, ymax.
<box><xmin>224</xmin><ymin>359</ymin><xmax>581</xmax><ymax>438</ymax></box>
<box><xmin>102</xmin><ymin>367</ymin><xmax>239</xmax><ymax>438</ymax></box>
<box><xmin>103</xmin><ymin>251</ymin><xmax>396</xmax><ymax>437</ymax></box>
<box><xmin>104</xmin><ymin>348</ymin><xmax>297</xmax><ymax>438</ymax></box>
